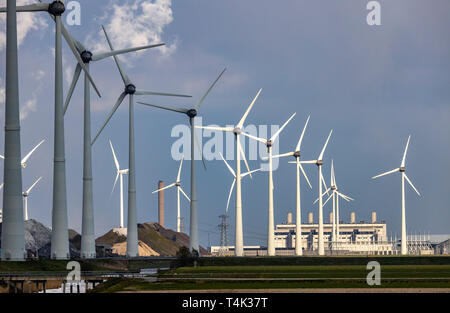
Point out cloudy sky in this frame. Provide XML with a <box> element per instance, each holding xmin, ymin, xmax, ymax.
<box><xmin>0</xmin><ymin>0</ymin><xmax>449</xmax><ymax>248</ymax></box>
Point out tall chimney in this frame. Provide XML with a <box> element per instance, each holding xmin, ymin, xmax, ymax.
<box><xmin>371</xmin><ymin>211</ymin><xmax>377</xmax><ymax>224</ymax></box>
<box><xmin>308</xmin><ymin>212</ymin><xmax>313</xmax><ymax>224</ymax></box>
<box><xmin>329</xmin><ymin>212</ymin><xmax>333</xmax><ymax>224</ymax></box>
<box><xmin>287</xmin><ymin>212</ymin><xmax>293</xmax><ymax>224</ymax></box>
<box><xmin>158</xmin><ymin>180</ymin><xmax>164</xmax><ymax>227</ymax></box>
<box><xmin>350</xmin><ymin>212</ymin><xmax>356</xmax><ymax>224</ymax></box>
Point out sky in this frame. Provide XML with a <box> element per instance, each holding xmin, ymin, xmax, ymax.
<box><xmin>0</xmin><ymin>0</ymin><xmax>449</xmax><ymax>248</ymax></box>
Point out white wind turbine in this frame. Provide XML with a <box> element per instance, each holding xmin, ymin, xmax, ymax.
<box><xmin>195</xmin><ymin>89</ymin><xmax>262</xmax><ymax>256</ymax></box>
<box><xmin>0</xmin><ymin>139</ymin><xmax>45</xmax><ymax>168</ymax></box>
<box><xmin>23</xmin><ymin>177</ymin><xmax>42</xmax><ymax>221</ymax></box>
<box><xmin>152</xmin><ymin>157</ymin><xmax>190</xmax><ymax>233</ymax></box>
<box><xmin>314</xmin><ymin>160</ymin><xmax>353</xmax><ymax>244</ymax></box>
<box><xmin>372</xmin><ymin>135</ymin><xmax>420</xmax><ymax>255</ymax></box>
<box><xmin>298</xmin><ymin>130</ymin><xmax>333</xmax><ymax>255</ymax></box>
<box><xmin>241</xmin><ymin>112</ymin><xmax>297</xmax><ymax>256</ymax></box>
<box><xmin>219</xmin><ymin>152</ymin><xmax>260</xmax><ymax>214</ymax></box>
<box><xmin>273</xmin><ymin>115</ymin><xmax>313</xmax><ymax>256</ymax></box>
<box><xmin>109</xmin><ymin>140</ymin><xmax>128</xmax><ymax>229</ymax></box>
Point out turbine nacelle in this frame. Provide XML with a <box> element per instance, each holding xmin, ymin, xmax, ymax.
<box><xmin>316</xmin><ymin>160</ymin><xmax>323</xmax><ymax>166</ymax></box>
<box><xmin>399</xmin><ymin>167</ymin><xmax>405</xmax><ymax>172</ymax></box>
<box><xmin>266</xmin><ymin>140</ymin><xmax>272</xmax><ymax>148</ymax></box>
<box><xmin>293</xmin><ymin>151</ymin><xmax>301</xmax><ymax>158</ymax></box>
<box><xmin>186</xmin><ymin>109</ymin><xmax>197</xmax><ymax>118</ymax></box>
<box><xmin>48</xmin><ymin>1</ymin><xmax>65</xmax><ymax>16</ymax></box>
<box><xmin>233</xmin><ymin>127</ymin><xmax>242</xmax><ymax>135</ymax></box>
<box><xmin>81</xmin><ymin>50</ymin><xmax>93</xmax><ymax>63</ymax></box>
<box><xmin>125</xmin><ymin>84</ymin><xmax>136</xmax><ymax>95</ymax></box>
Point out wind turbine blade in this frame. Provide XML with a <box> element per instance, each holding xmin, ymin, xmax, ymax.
<box><xmin>313</xmin><ymin>187</ymin><xmax>332</xmax><ymax>204</ymax></box>
<box><xmin>102</xmin><ymin>25</ymin><xmax>131</xmax><ymax>86</ymax></box>
<box><xmin>63</xmin><ymin>63</ymin><xmax>82</xmax><ymax>115</ymax></box>
<box><xmin>152</xmin><ymin>182</ymin><xmax>177</xmax><ymax>194</ymax></box>
<box><xmin>270</xmin><ymin>112</ymin><xmax>296</xmax><ymax>143</ymax></box>
<box><xmin>194</xmin><ymin>67</ymin><xmax>227</xmax><ymax>111</ymax></box>
<box><xmin>337</xmin><ymin>192</ymin><xmax>354</xmax><ymax>201</ymax></box>
<box><xmin>135</xmin><ymin>89</ymin><xmax>191</xmax><ymax>98</ymax></box>
<box><xmin>226</xmin><ymin>179</ymin><xmax>236</xmax><ymax>213</ymax></box>
<box><xmin>177</xmin><ymin>157</ymin><xmax>184</xmax><ymax>182</ymax></box>
<box><xmin>321</xmin><ymin>175</ymin><xmax>329</xmax><ymax>195</ymax></box>
<box><xmin>219</xmin><ymin>152</ymin><xmax>236</xmax><ymax>177</ymax></box>
<box><xmin>331</xmin><ymin>159</ymin><xmax>335</xmax><ymax>187</ymax></box>
<box><xmin>237</xmin><ymin>88</ymin><xmax>262</xmax><ymax>128</ymax></box>
<box><xmin>242</xmin><ymin>168</ymin><xmax>261</xmax><ymax>178</ymax></box>
<box><xmin>0</xmin><ymin>155</ymin><xmax>3</xmax><ymax>159</ymax></box>
<box><xmin>401</xmin><ymin>135</ymin><xmax>411</xmax><ymax>168</ymax></box>
<box><xmin>238</xmin><ymin>140</ymin><xmax>251</xmax><ymax>177</ymax></box>
<box><xmin>111</xmin><ymin>172</ymin><xmax>119</xmax><ymax>195</ymax></box>
<box><xmin>92</xmin><ymin>43</ymin><xmax>165</xmax><ymax>61</ymax></box>
<box><xmin>179</xmin><ymin>186</ymin><xmax>191</xmax><ymax>202</ymax></box>
<box><xmin>195</xmin><ymin>126</ymin><xmax>233</xmax><ymax>132</ymax></box>
<box><xmin>404</xmin><ymin>174</ymin><xmax>420</xmax><ymax>196</ymax></box>
<box><xmin>26</xmin><ymin>177</ymin><xmax>42</xmax><ymax>194</ymax></box>
<box><xmin>0</xmin><ymin>183</ymin><xmax>3</xmax><ymax>190</ymax></box>
<box><xmin>295</xmin><ymin>115</ymin><xmax>310</xmax><ymax>151</ymax></box>
<box><xmin>194</xmin><ymin>129</ymin><xmax>207</xmax><ymax>170</ymax></box>
<box><xmin>372</xmin><ymin>168</ymin><xmax>400</xmax><ymax>179</ymax></box>
<box><xmin>61</xmin><ymin>23</ymin><xmax>101</xmax><ymax>98</ymax></box>
<box><xmin>2</xmin><ymin>3</ymin><xmax>49</xmax><ymax>12</ymax></box>
<box><xmin>298</xmin><ymin>162</ymin><xmax>312</xmax><ymax>189</ymax></box>
<box><xmin>295</xmin><ymin>160</ymin><xmax>317</xmax><ymax>164</ymax></box>
<box><xmin>318</xmin><ymin>130</ymin><xmax>333</xmax><ymax>161</ymax></box>
<box><xmin>109</xmin><ymin>140</ymin><xmax>120</xmax><ymax>171</ymax></box>
<box><xmin>137</xmin><ymin>101</ymin><xmax>188</xmax><ymax>114</ymax></box>
<box><xmin>323</xmin><ymin>192</ymin><xmax>334</xmax><ymax>206</ymax></box>
<box><xmin>240</xmin><ymin>132</ymin><xmax>266</xmax><ymax>144</ymax></box>
<box><xmin>22</xmin><ymin>140</ymin><xmax>45</xmax><ymax>165</ymax></box>
<box><xmin>92</xmin><ymin>92</ymin><xmax>127</xmax><ymax>145</ymax></box>
<box><xmin>271</xmin><ymin>152</ymin><xmax>295</xmax><ymax>159</ymax></box>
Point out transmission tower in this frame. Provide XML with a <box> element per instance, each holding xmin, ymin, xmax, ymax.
<box><xmin>218</xmin><ymin>215</ymin><xmax>229</xmax><ymax>255</ymax></box>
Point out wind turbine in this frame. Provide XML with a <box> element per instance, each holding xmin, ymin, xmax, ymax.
<box><xmin>241</xmin><ymin>112</ymin><xmax>297</xmax><ymax>256</ymax></box>
<box><xmin>23</xmin><ymin>177</ymin><xmax>43</xmax><ymax>221</ymax></box>
<box><xmin>0</xmin><ymin>139</ymin><xmax>45</xmax><ymax>168</ymax></box>
<box><xmin>109</xmin><ymin>140</ymin><xmax>128</xmax><ymax>229</ymax></box>
<box><xmin>298</xmin><ymin>130</ymin><xmax>333</xmax><ymax>255</ymax></box>
<box><xmin>272</xmin><ymin>115</ymin><xmax>312</xmax><ymax>256</ymax></box>
<box><xmin>62</xmin><ymin>30</ymin><xmax>163</xmax><ymax>259</ymax></box>
<box><xmin>137</xmin><ymin>68</ymin><xmax>226</xmax><ymax>253</ymax></box>
<box><xmin>372</xmin><ymin>135</ymin><xmax>420</xmax><ymax>255</ymax></box>
<box><xmin>1</xmin><ymin>0</ymin><xmax>104</xmax><ymax>260</ymax></box>
<box><xmin>91</xmin><ymin>26</ymin><xmax>191</xmax><ymax>257</ymax></box>
<box><xmin>219</xmin><ymin>152</ymin><xmax>260</xmax><ymax>214</ymax></box>
<box><xmin>195</xmin><ymin>89</ymin><xmax>262</xmax><ymax>256</ymax></box>
<box><xmin>314</xmin><ymin>160</ymin><xmax>353</xmax><ymax>244</ymax></box>
<box><xmin>152</xmin><ymin>157</ymin><xmax>190</xmax><ymax>233</ymax></box>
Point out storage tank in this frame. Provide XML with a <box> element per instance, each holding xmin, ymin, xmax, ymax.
<box><xmin>287</xmin><ymin>212</ymin><xmax>293</xmax><ymax>224</ymax></box>
<box><xmin>308</xmin><ymin>212</ymin><xmax>313</xmax><ymax>224</ymax></box>
<box><xmin>329</xmin><ymin>212</ymin><xmax>333</xmax><ymax>224</ymax></box>
<box><xmin>350</xmin><ymin>212</ymin><xmax>356</xmax><ymax>223</ymax></box>
<box><xmin>371</xmin><ymin>211</ymin><xmax>377</xmax><ymax>223</ymax></box>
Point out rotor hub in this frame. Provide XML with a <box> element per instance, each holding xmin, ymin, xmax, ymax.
<box><xmin>125</xmin><ymin>84</ymin><xmax>136</xmax><ymax>95</ymax></box>
<box><xmin>317</xmin><ymin>160</ymin><xmax>323</xmax><ymax>166</ymax></box>
<box><xmin>331</xmin><ymin>186</ymin><xmax>336</xmax><ymax>191</ymax></box>
<box><xmin>294</xmin><ymin>151</ymin><xmax>300</xmax><ymax>158</ymax></box>
<box><xmin>187</xmin><ymin>109</ymin><xmax>197</xmax><ymax>118</ymax></box>
<box><xmin>81</xmin><ymin>51</ymin><xmax>93</xmax><ymax>63</ymax></box>
<box><xmin>399</xmin><ymin>167</ymin><xmax>405</xmax><ymax>172</ymax></box>
<box><xmin>233</xmin><ymin>127</ymin><xmax>242</xmax><ymax>135</ymax></box>
<box><xmin>48</xmin><ymin>1</ymin><xmax>65</xmax><ymax>16</ymax></box>
<box><xmin>175</xmin><ymin>182</ymin><xmax>181</xmax><ymax>187</ymax></box>
<box><xmin>23</xmin><ymin>192</ymin><xmax>28</xmax><ymax>197</ymax></box>
<box><xmin>267</xmin><ymin>140</ymin><xmax>272</xmax><ymax>147</ymax></box>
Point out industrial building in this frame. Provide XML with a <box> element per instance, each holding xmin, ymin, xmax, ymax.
<box><xmin>210</xmin><ymin>211</ymin><xmax>435</xmax><ymax>256</ymax></box>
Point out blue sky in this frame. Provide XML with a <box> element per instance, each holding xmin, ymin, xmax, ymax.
<box><xmin>0</xmin><ymin>0</ymin><xmax>449</xmax><ymax>248</ymax></box>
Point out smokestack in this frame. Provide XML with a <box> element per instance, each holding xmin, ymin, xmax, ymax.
<box><xmin>350</xmin><ymin>212</ymin><xmax>356</xmax><ymax>224</ymax></box>
<box><xmin>308</xmin><ymin>212</ymin><xmax>313</xmax><ymax>224</ymax></box>
<box><xmin>329</xmin><ymin>212</ymin><xmax>333</xmax><ymax>224</ymax></box>
<box><xmin>158</xmin><ymin>180</ymin><xmax>164</xmax><ymax>227</ymax></box>
<box><xmin>371</xmin><ymin>211</ymin><xmax>377</xmax><ymax>224</ymax></box>
<box><xmin>287</xmin><ymin>212</ymin><xmax>293</xmax><ymax>224</ymax></box>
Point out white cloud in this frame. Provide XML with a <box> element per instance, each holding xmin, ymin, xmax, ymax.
<box><xmin>0</xmin><ymin>77</ymin><xmax>4</xmax><ymax>105</ymax></box>
<box><xmin>86</xmin><ymin>0</ymin><xmax>176</xmax><ymax>62</ymax></box>
<box><xmin>0</xmin><ymin>0</ymin><xmax>48</xmax><ymax>51</ymax></box>
<box><xmin>20</xmin><ymin>69</ymin><xmax>46</xmax><ymax>121</ymax></box>
<box><xmin>20</xmin><ymin>97</ymin><xmax>36</xmax><ymax>121</ymax></box>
